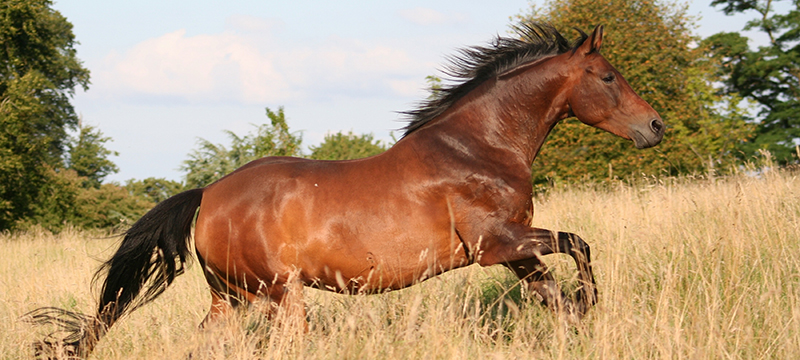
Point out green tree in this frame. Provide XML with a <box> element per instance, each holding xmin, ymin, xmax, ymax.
<box><xmin>69</xmin><ymin>182</ymin><xmax>153</xmax><ymax>229</ymax></box>
<box><xmin>517</xmin><ymin>0</ymin><xmax>753</xmax><ymax>185</ymax></box>
<box><xmin>124</xmin><ymin>177</ymin><xmax>184</xmax><ymax>204</ymax></box>
<box><xmin>705</xmin><ymin>0</ymin><xmax>800</xmax><ymax>163</ymax></box>
<box><xmin>425</xmin><ymin>75</ymin><xmax>443</xmax><ymax>100</ymax></box>
<box><xmin>21</xmin><ymin>123</ymin><xmax>155</xmax><ymax>231</ymax></box>
<box><xmin>67</xmin><ymin>122</ymin><xmax>119</xmax><ymax>188</ymax></box>
<box><xmin>309</xmin><ymin>131</ymin><xmax>386</xmax><ymax>160</ymax></box>
<box><xmin>20</xmin><ymin>167</ymin><xmax>153</xmax><ymax>231</ymax></box>
<box><xmin>22</xmin><ymin>166</ymin><xmax>82</xmax><ymax>230</ymax></box>
<box><xmin>182</xmin><ymin>106</ymin><xmax>302</xmax><ymax>188</ymax></box>
<box><xmin>0</xmin><ymin>0</ymin><xmax>90</xmax><ymax>229</ymax></box>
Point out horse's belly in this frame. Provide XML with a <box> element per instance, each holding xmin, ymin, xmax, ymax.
<box><xmin>294</xmin><ymin>227</ymin><xmax>471</xmax><ymax>293</ymax></box>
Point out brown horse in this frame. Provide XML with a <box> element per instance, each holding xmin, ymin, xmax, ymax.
<box><xmin>27</xmin><ymin>23</ymin><xmax>663</xmax><ymax>358</ymax></box>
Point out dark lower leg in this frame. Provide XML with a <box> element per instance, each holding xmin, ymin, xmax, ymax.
<box><xmin>491</xmin><ymin>227</ymin><xmax>597</xmax><ymax>315</ymax></box>
<box><xmin>557</xmin><ymin>232</ymin><xmax>598</xmax><ymax>314</ymax></box>
<box><xmin>504</xmin><ymin>258</ymin><xmax>574</xmax><ymax>313</ymax></box>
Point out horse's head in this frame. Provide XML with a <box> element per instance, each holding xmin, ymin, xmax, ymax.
<box><xmin>567</xmin><ymin>26</ymin><xmax>664</xmax><ymax>149</ymax></box>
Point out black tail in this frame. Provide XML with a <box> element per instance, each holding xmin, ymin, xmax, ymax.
<box><xmin>25</xmin><ymin>188</ymin><xmax>204</xmax><ymax>359</ymax></box>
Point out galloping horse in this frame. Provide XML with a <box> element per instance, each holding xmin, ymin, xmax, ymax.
<box><xmin>28</xmin><ymin>23</ymin><xmax>663</xmax><ymax>358</ymax></box>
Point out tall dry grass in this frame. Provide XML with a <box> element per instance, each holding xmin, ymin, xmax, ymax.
<box><xmin>2</xmin><ymin>169</ymin><xmax>799</xmax><ymax>359</ymax></box>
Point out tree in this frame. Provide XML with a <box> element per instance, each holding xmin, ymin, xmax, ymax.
<box><xmin>425</xmin><ymin>75</ymin><xmax>443</xmax><ymax>100</ymax></box>
<box><xmin>67</xmin><ymin>122</ymin><xmax>119</xmax><ymax>188</ymax></box>
<box><xmin>308</xmin><ymin>131</ymin><xmax>386</xmax><ymax>160</ymax></box>
<box><xmin>182</xmin><ymin>106</ymin><xmax>302</xmax><ymax>188</ymax></box>
<box><xmin>0</xmin><ymin>0</ymin><xmax>90</xmax><ymax>229</ymax></box>
<box><xmin>124</xmin><ymin>177</ymin><xmax>184</xmax><ymax>204</ymax></box>
<box><xmin>516</xmin><ymin>0</ymin><xmax>753</xmax><ymax>185</ymax></box>
<box><xmin>69</xmin><ymin>183</ymin><xmax>153</xmax><ymax>229</ymax></box>
<box><xmin>705</xmin><ymin>0</ymin><xmax>800</xmax><ymax>163</ymax></box>
<box><xmin>21</xmin><ymin>122</ymin><xmax>155</xmax><ymax>231</ymax></box>
<box><xmin>19</xmin><ymin>167</ymin><xmax>153</xmax><ymax>231</ymax></box>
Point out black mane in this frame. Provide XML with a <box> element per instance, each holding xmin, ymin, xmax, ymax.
<box><xmin>402</xmin><ymin>23</ymin><xmax>588</xmax><ymax>137</ymax></box>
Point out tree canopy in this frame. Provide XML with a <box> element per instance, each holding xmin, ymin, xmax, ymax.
<box><xmin>20</xmin><ymin>121</ymin><xmax>152</xmax><ymax>231</ymax></box>
<box><xmin>0</xmin><ymin>0</ymin><xmax>90</xmax><ymax>229</ymax></box>
<box><xmin>309</xmin><ymin>131</ymin><xmax>386</xmax><ymax>160</ymax></box>
<box><xmin>67</xmin><ymin>123</ymin><xmax>119</xmax><ymax>188</ymax></box>
<box><xmin>124</xmin><ymin>177</ymin><xmax>185</xmax><ymax>204</ymax></box>
<box><xmin>0</xmin><ymin>0</ymin><xmax>155</xmax><ymax>231</ymax></box>
<box><xmin>705</xmin><ymin>0</ymin><xmax>800</xmax><ymax>163</ymax></box>
<box><xmin>181</xmin><ymin>107</ymin><xmax>302</xmax><ymax>188</ymax></box>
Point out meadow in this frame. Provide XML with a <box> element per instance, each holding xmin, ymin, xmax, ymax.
<box><xmin>2</xmin><ymin>167</ymin><xmax>799</xmax><ymax>359</ymax></box>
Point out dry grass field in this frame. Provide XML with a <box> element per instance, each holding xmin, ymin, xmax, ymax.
<box><xmin>2</xmin><ymin>168</ymin><xmax>799</xmax><ymax>359</ymax></box>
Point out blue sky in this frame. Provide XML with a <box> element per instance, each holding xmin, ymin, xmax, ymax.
<box><xmin>50</xmin><ymin>1</ymin><xmax>773</xmax><ymax>183</ymax></box>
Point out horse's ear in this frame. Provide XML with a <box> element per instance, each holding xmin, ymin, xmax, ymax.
<box><xmin>590</xmin><ymin>25</ymin><xmax>604</xmax><ymax>52</ymax></box>
<box><xmin>576</xmin><ymin>25</ymin><xmax>603</xmax><ymax>55</ymax></box>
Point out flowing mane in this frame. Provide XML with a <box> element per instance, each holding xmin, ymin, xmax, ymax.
<box><xmin>402</xmin><ymin>23</ymin><xmax>588</xmax><ymax>136</ymax></box>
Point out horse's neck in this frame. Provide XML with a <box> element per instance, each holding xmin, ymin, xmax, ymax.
<box><xmin>414</xmin><ymin>58</ymin><xmax>571</xmax><ymax>167</ymax></box>
<box><xmin>504</xmin><ymin>58</ymin><xmax>573</xmax><ymax>163</ymax></box>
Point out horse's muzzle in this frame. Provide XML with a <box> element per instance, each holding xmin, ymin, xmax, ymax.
<box><xmin>631</xmin><ymin>118</ymin><xmax>664</xmax><ymax>149</ymax></box>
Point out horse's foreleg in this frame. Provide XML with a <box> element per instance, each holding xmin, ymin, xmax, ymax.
<box><xmin>504</xmin><ymin>258</ymin><xmax>572</xmax><ymax>313</ymax></box>
<box><xmin>478</xmin><ymin>226</ymin><xmax>598</xmax><ymax>318</ymax></box>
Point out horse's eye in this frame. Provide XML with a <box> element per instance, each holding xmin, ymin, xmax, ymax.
<box><xmin>602</xmin><ymin>73</ymin><xmax>615</xmax><ymax>83</ymax></box>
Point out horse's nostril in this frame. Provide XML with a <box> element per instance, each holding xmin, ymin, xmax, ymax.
<box><xmin>650</xmin><ymin>119</ymin><xmax>663</xmax><ymax>134</ymax></box>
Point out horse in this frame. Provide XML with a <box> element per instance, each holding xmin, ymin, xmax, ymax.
<box><xmin>27</xmin><ymin>23</ymin><xmax>663</xmax><ymax>358</ymax></box>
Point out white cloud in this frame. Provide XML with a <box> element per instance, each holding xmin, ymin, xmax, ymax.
<box><xmin>92</xmin><ymin>23</ymin><xmax>428</xmax><ymax>105</ymax></box>
<box><xmin>95</xmin><ymin>29</ymin><xmax>291</xmax><ymax>103</ymax></box>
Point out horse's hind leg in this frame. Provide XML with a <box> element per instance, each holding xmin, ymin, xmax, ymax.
<box><xmin>198</xmin><ymin>255</ymin><xmax>253</xmax><ymax>328</ymax></box>
<box><xmin>200</xmin><ymin>291</ymin><xmax>242</xmax><ymax>328</ymax></box>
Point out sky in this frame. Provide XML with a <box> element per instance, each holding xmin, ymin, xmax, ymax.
<box><xmin>49</xmin><ymin>0</ymin><xmax>777</xmax><ymax>183</ymax></box>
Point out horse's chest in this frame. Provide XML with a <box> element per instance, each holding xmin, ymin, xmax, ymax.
<box><xmin>462</xmin><ymin>174</ymin><xmax>530</xmax><ymax>214</ymax></box>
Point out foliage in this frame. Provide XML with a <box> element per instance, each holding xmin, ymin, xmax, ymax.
<box><xmin>425</xmin><ymin>75</ymin><xmax>443</xmax><ymax>100</ymax></box>
<box><xmin>20</xmin><ymin>166</ymin><xmax>82</xmax><ymax>231</ymax></box>
<box><xmin>705</xmin><ymin>0</ymin><xmax>800</xmax><ymax>163</ymax></box>
<box><xmin>182</xmin><ymin>107</ymin><xmax>302</xmax><ymax>188</ymax></box>
<box><xmin>124</xmin><ymin>177</ymin><xmax>185</xmax><ymax>204</ymax></box>
<box><xmin>0</xmin><ymin>0</ymin><xmax>90</xmax><ymax>230</ymax></box>
<box><xmin>517</xmin><ymin>0</ymin><xmax>754</xmax><ymax>185</ymax></box>
<box><xmin>67</xmin><ymin>122</ymin><xmax>119</xmax><ymax>188</ymax></box>
<box><xmin>308</xmin><ymin>131</ymin><xmax>386</xmax><ymax>160</ymax></box>
<box><xmin>19</xmin><ymin>167</ymin><xmax>152</xmax><ymax>231</ymax></box>
<box><xmin>68</xmin><ymin>183</ymin><xmax>153</xmax><ymax>230</ymax></box>
<box><xmin>11</xmin><ymin>116</ymin><xmax>145</xmax><ymax>231</ymax></box>
<box><xmin>4</xmin><ymin>99</ymin><xmax>150</xmax><ymax>230</ymax></box>
<box><xmin>7</xmin><ymin>126</ymin><xmax>151</xmax><ymax>231</ymax></box>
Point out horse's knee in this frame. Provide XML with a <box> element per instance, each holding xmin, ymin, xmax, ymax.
<box><xmin>557</xmin><ymin>232</ymin><xmax>589</xmax><ymax>254</ymax></box>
